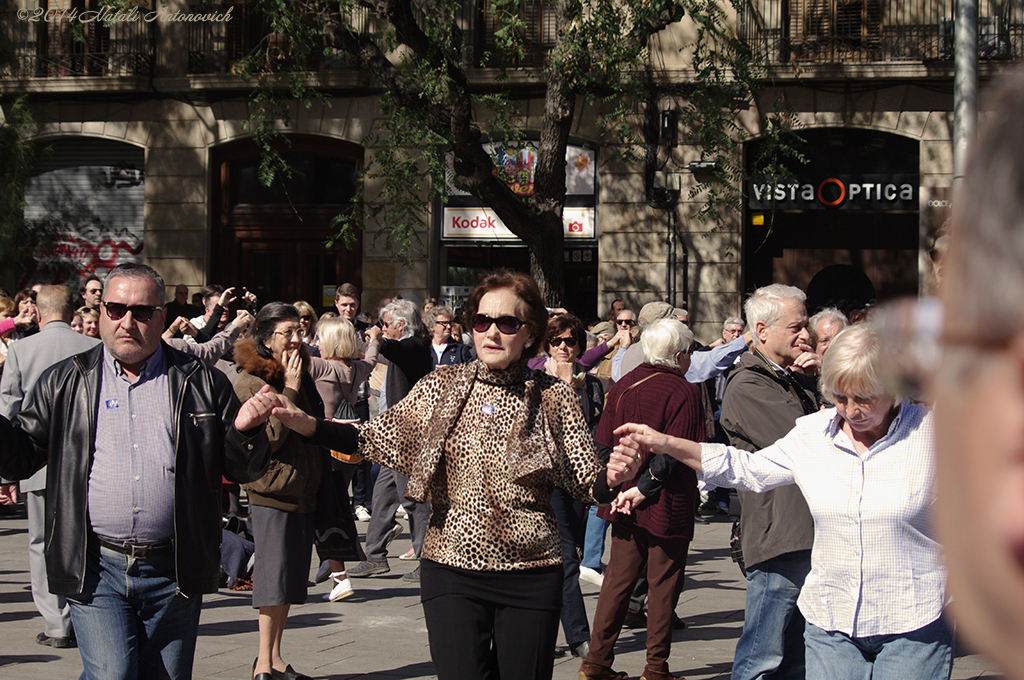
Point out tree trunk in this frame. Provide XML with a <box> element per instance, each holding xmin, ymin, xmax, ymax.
<box><xmin>525</xmin><ymin>211</ymin><xmax>566</xmax><ymax>307</ymax></box>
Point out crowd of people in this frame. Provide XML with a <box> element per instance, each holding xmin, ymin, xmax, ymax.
<box><xmin>8</xmin><ymin>67</ymin><xmax>1024</xmax><ymax>680</ymax></box>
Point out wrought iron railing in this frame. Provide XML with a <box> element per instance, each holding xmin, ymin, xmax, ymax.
<box><xmin>0</xmin><ymin>9</ymin><xmax>153</xmax><ymax>78</ymax></box>
<box><xmin>187</xmin><ymin>3</ymin><xmax>372</xmax><ymax>74</ymax></box>
<box><xmin>737</xmin><ymin>0</ymin><xmax>1024</xmax><ymax>63</ymax></box>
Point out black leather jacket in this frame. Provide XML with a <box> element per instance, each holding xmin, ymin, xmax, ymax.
<box><xmin>0</xmin><ymin>343</ymin><xmax>271</xmax><ymax>597</ymax></box>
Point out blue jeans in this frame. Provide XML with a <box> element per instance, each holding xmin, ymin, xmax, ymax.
<box><xmin>804</xmin><ymin>617</ymin><xmax>954</xmax><ymax>680</ymax></box>
<box><xmin>551</xmin><ymin>488</ymin><xmax>589</xmax><ymax>647</ymax></box>
<box><xmin>731</xmin><ymin>550</ymin><xmax>811</xmax><ymax>680</ymax></box>
<box><xmin>582</xmin><ymin>505</ymin><xmax>607</xmax><ymax>570</ymax></box>
<box><xmin>69</xmin><ymin>543</ymin><xmax>203</xmax><ymax>680</ymax></box>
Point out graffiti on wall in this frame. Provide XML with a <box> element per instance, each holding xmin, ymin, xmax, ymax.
<box><xmin>22</xmin><ymin>162</ymin><xmax>145</xmax><ymax>288</ymax></box>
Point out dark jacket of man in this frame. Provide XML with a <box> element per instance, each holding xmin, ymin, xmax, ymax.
<box><xmin>431</xmin><ymin>338</ymin><xmax>475</xmax><ymax>367</ymax></box>
<box><xmin>0</xmin><ymin>342</ymin><xmax>271</xmax><ymax>597</ymax></box>
<box><xmin>381</xmin><ymin>335</ymin><xmax>433</xmax><ymax>404</ymax></box>
<box><xmin>719</xmin><ymin>350</ymin><xmax>818</xmax><ymax>570</ymax></box>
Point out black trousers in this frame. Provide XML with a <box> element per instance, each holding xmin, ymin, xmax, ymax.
<box><xmin>423</xmin><ymin>594</ymin><xmax>561</xmax><ymax>680</ymax></box>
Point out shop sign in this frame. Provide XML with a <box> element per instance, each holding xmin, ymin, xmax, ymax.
<box><xmin>749</xmin><ymin>174</ymin><xmax>917</xmax><ymax>210</ymax></box>
<box><xmin>443</xmin><ymin>207</ymin><xmax>595</xmax><ymax>239</ymax></box>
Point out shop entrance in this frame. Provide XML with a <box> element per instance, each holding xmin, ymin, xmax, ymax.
<box><xmin>211</xmin><ymin>136</ymin><xmax>363</xmax><ymax>311</ymax></box>
<box><xmin>744</xmin><ymin>128</ymin><xmax>920</xmax><ymax>314</ymax></box>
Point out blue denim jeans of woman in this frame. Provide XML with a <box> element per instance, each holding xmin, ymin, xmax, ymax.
<box><xmin>582</xmin><ymin>505</ymin><xmax>608</xmax><ymax>571</ymax></box>
<box><xmin>804</xmin><ymin>616</ymin><xmax>954</xmax><ymax>680</ymax></box>
<box><xmin>69</xmin><ymin>544</ymin><xmax>202</xmax><ymax>680</ymax></box>
<box><xmin>552</xmin><ymin>487</ymin><xmax>589</xmax><ymax>648</ymax></box>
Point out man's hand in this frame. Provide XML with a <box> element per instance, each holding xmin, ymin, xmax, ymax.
<box><xmin>234</xmin><ymin>385</ymin><xmax>279</xmax><ymax>431</ymax></box>
<box><xmin>365</xmin><ymin>325</ymin><xmax>382</xmax><ymax>343</ymax></box>
<box><xmin>219</xmin><ymin>286</ymin><xmax>238</xmax><ymax>308</ymax></box>
<box><xmin>790</xmin><ymin>341</ymin><xmax>822</xmax><ymax>376</ymax></box>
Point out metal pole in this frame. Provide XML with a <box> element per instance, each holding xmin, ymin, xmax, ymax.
<box><xmin>953</xmin><ymin>0</ymin><xmax>978</xmax><ymax>199</ymax></box>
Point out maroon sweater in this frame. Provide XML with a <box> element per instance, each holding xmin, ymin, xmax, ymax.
<box><xmin>596</xmin><ymin>363</ymin><xmax>705</xmax><ymax>540</ymax></box>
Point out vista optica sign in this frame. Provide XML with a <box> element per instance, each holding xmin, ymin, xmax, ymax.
<box><xmin>749</xmin><ymin>174</ymin><xmax>918</xmax><ymax>210</ymax></box>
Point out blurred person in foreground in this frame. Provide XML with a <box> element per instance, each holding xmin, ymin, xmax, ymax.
<box><xmin>616</xmin><ymin>323</ymin><xmax>951</xmax><ymax>680</ymax></box>
<box><xmin>933</xmin><ymin>68</ymin><xmax>1024</xmax><ymax>680</ymax></box>
<box><xmin>269</xmin><ymin>269</ymin><xmax>641</xmax><ymax>680</ymax></box>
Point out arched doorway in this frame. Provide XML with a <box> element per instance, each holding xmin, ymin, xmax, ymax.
<box><xmin>211</xmin><ymin>135</ymin><xmax>364</xmax><ymax>311</ymax></box>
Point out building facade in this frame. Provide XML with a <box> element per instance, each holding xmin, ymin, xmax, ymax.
<box><xmin>2</xmin><ymin>0</ymin><xmax>1019</xmax><ymax>341</ymax></box>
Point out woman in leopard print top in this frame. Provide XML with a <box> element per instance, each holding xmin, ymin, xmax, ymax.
<box><xmin>274</xmin><ymin>270</ymin><xmax>641</xmax><ymax>680</ymax></box>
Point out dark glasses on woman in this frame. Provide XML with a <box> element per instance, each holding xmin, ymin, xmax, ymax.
<box><xmin>102</xmin><ymin>301</ymin><xmax>162</xmax><ymax>322</ymax></box>
<box><xmin>472</xmin><ymin>314</ymin><xmax>524</xmax><ymax>335</ymax></box>
<box><xmin>549</xmin><ymin>336</ymin><xmax>578</xmax><ymax>348</ymax></box>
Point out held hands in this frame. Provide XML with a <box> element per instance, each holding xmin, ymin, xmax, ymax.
<box><xmin>234</xmin><ymin>385</ymin><xmax>280</xmax><ymax>431</ymax></box>
<box><xmin>609</xmin><ymin>328</ymin><xmax>632</xmax><ymax>349</ymax></box>
<box><xmin>610</xmin><ymin>486</ymin><xmax>646</xmax><ymax>515</ymax></box>
<box><xmin>605</xmin><ymin>437</ymin><xmax>642</xmax><ymax>487</ymax></box>
<box><xmin>545</xmin><ymin>356</ymin><xmax>575</xmax><ymax>384</ymax></box>
<box><xmin>365</xmin><ymin>325</ymin><xmax>382</xmax><ymax>343</ymax></box>
<box><xmin>231</xmin><ymin>310</ymin><xmax>255</xmax><ymax>332</ymax></box>
<box><xmin>282</xmin><ymin>349</ymin><xmax>303</xmax><ymax>392</ymax></box>
<box><xmin>270</xmin><ymin>394</ymin><xmax>317</xmax><ymax>436</ymax></box>
<box><xmin>612</xmin><ymin>422</ymin><xmax>703</xmax><ymax>472</ymax></box>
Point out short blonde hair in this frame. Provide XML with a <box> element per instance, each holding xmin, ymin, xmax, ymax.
<box><xmin>293</xmin><ymin>300</ymin><xmax>319</xmax><ymax>338</ymax></box>
<box><xmin>317</xmin><ymin>316</ymin><xmax>358</xmax><ymax>360</ymax></box>
<box><xmin>641</xmin><ymin>318</ymin><xmax>694</xmax><ymax>367</ymax></box>
<box><xmin>820</xmin><ymin>323</ymin><xmax>899</xmax><ymax>403</ymax></box>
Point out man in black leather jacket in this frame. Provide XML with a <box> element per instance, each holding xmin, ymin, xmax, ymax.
<box><xmin>0</xmin><ymin>263</ymin><xmax>275</xmax><ymax>680</ymax></box>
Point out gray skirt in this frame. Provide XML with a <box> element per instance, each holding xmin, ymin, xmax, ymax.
<box><xmin>249</xmin><ymin>505</ymin><xmax>314</xmax><ymax>608</ymax></box>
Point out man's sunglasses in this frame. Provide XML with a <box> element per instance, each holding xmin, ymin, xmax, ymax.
<box><xmin>472</xmin><ymin>314</ymin><xmax>524</xmax><ymax>335</ymax></box>
<box><xmin>616</xmin><ymin>318</ymin><xmax>637</xmax><ymax>327</ymax></box>
<box><xmin>103</xmin><ymin>301</ymin><xmax>162</xmax><ymax>322</ymax></box>
<box><xmin>549</xmin><ymin>336</ymin><xmax>578</xmax><ymax>348</ymax></box>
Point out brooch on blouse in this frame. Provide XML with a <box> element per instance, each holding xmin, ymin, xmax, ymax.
<box><xmin>481</xmin><ymin>404</ymin><xmax>494</xmax><ymax>416</ymax></box>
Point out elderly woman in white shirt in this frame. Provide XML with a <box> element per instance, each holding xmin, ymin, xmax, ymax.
<box><xmin>615</xmin><ymin>323</ymin><xmax>952</xmax><ymax>680</ymax></box>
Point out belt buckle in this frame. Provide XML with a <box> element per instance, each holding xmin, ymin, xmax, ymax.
<box><xmin>126</xmin><ymin>543</ymin><xmax>149</xmax><ymax>559</ymax></box>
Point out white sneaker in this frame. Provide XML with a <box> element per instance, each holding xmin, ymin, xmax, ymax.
<box><xmin>354</xmin><ymin>505</ymin><xmax>371</xmax><ymax>522</ymax></box>
<box><xmin>579</xmin><ymin>566</ymin><xmax>604</xmax><ymax>587</ymax></box>
<box><xmin>396</xmin><ymin>506</ymin><xmax>408</xmax><ymax>519</ymax></box>
<box><xmin>324</xmin><ymin>572</ymin><xmax>354</xmax><ymax>601</ymax></box>
<box><xmin>315</xmin><ymin>560</ymin><xmax>332</xmax><ymax>584</ymax></box>
<box><xmin>399</xmin><ymin>547</ymin><xmax>417</xmax><ymax>561</ymax></box>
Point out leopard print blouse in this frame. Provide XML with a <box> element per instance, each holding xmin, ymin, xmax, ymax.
<box><xmin>360</xmin><ymin>358</ymin><xmax>604</xmax><ymax>572</ymax></box>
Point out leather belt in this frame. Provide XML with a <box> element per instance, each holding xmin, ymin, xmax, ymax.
<box><xmin>98</xmin><ymin>538</ymin><xmax>174</xmax><ymax>559</ymax></box>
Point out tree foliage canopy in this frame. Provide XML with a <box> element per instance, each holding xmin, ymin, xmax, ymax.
<box><xmin>236</xmin><ymin>0</ymin><xmax>794</xmax><ymax>303</ymax></box>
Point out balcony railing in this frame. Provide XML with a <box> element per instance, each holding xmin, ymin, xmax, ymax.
<box><xmin>738</xmin><ymin>0</ymin><xmax>1024</xmax><ymax>64</ymax></box>
<box><xmin>0</xmin><ymin>9</ymin><xmax>153</xmax><ymax>79</ymax></box>
<box><xmin>187</xmin><ymin>3</ymin><xmax>371</xmax><ymax>74</ymax></box>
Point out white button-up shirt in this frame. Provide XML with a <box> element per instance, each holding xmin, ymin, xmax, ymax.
<box><xmin>701</xmin><ymin>399</ymin><xmax>946</xmax><ymax>637</ymax></box>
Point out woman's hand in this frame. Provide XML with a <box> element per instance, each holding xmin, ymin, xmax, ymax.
<box><xmin>606</xmin><ymin>437</ymin><xmax>642</xmax><ymax>487</ymax></box>
<box><xmin>610</xmin><ymin>486</ymin><xmax>646</xmax><ymax>515</ymax></box>
<box><xmin>546</xmin><ymin>356</ymin><xmax>575</xmax><ymax>384</ymax></box>
<box><xmin>282</xmin><ymin>348</ymin><xmax>303</xmax><ymax>392</ymax></box>
<box><xmin>234</xmin><ymin>385</ymin><xmax>279</xmax><ymax>431</ymax></box>
<box><xmin>365</xmin><ymin>325</ymin><xmax>382</xmax><ymax>343</ymax></box>
<box><xmin>613</xmin><ymin>422</ymin><xmax>704</xmax><ymax>472</ymax></box>
<box><xmin>162</xmin><ymin>316</ymin><xmax>186</xmax><ymax>339</ymax></box>
<box><xmin>271</xmin><ymin>395</ymin><xmax>317</xmax><ymax>437</ymax></box>
<box><xmin>609</xmin><ymin>328</ymin><xmax>632</xmax><ymax>349</ymax></box>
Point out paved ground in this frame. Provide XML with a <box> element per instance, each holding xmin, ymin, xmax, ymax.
<box><xmin>0</xmin><ymin>507</ymin><xmax>1005</xmax><ymax>679</ymax></box>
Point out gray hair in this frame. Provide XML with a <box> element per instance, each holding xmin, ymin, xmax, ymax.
<box><xmin>810</xmin><ymin>307</ymin><xmax>849</xmax><ymax>332</ymax></box>
<box><xmin>423</xmin><ymin>305</ymin><xmax>454</xmax><ymax>329</ymax></box>
<box><xmin>383</xmin><ymin>298</ymin><xmax>422</xmax><ymax>334</ymax></box>
<box><xmin>105</xmin><ymin>263</ymin><xmax>166</xmax><ymax>303</ymax></box>
<box><xmin>820</xmin><ymin>323</ymin><xmax>898</xmax><ymax>403</ymax></box>
<box><xmin>723</xmin><ymin>316</ymin><xmax>744</xmax><ymax>330</ymax></box>
<box><xmin>641</xmin><ymin>318</ymin><xmax>694</xmax><ymax>367</ymax></box>
<box><xmin>744</xmin><ymin>284</ymin><xmax>806</xmax><ymax>346</ymax></box>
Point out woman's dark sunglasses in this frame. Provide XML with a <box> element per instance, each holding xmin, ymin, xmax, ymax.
<box><xmin>103</xmin><ymin>301</ymin><xmax>162</xmax><ymax>322</ymax></box>
<box><xmin>549</xmin><ymin>336</ymin><xmax>578</xmax><ymax>348</ymax></box>
<box><xmin>472</xmin><ymin>314</ymin><xmax>524</xmax><ymax>335</ymax></box>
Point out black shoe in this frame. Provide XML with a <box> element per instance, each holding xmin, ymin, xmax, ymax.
<box><xmin>272</xmin><ymin>664</ymin><xmax>311</xmax><ymax>680</ymax></box>
<box><xmin>694</xmin><ymin>513</ymin><xmax>710</xmax><ymax>524</ymax></box>
<box><xmin>623</xmin><ymin>609</ymin><xmax>647</xmax><ymax>628</ymax></box>
<box><xmin>36</xmin><ymin>631</ymin><xmax>76</xmax><ymax>648</ymax></box>
<box><xmin>402</xmin><ymin>565</ymin><xmax>421</xmax><ymax>582</ymax></box>
<box><xmin>672</xmin><ymin>612</ymin><xmax>686</xmax><ymax>629</ymax></box>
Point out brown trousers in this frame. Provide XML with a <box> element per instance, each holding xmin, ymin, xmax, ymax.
<box><xmin>585</xmin><ymin>522</ymin><xmax>690</xmax><ymax>678</ymax></box>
